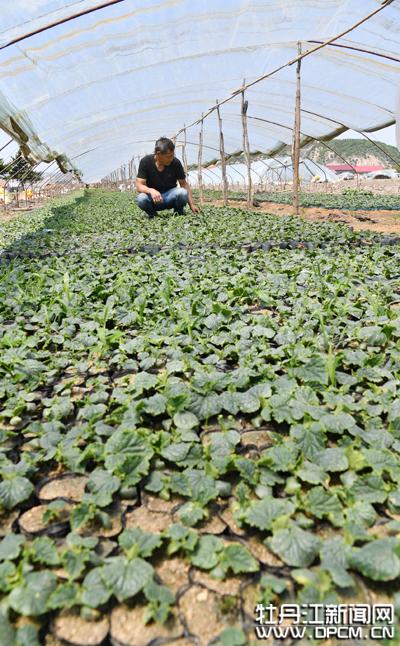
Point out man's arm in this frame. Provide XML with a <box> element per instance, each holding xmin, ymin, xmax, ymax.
<box><xmin>136</xmin><ymin>177</ymin><xmax>163</xmax><ymax>203</ymax></box>
<box><xmin>178</xmin><ymin>178</ymin><xmax>199</xmax><ymax>213</ymax></box>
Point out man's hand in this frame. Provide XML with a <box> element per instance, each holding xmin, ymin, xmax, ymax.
<box><xmin>190</xmin><ymin>204</ymin><xmax>200</xmax><ymax>214</ymax></box>
<box><xmin>149</xmin><ymin>188</ymin><xmax>163</xmax><ymax>203</ymax></box>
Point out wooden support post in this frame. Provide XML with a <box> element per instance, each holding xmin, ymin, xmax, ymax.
<box><xmin>216</xmin><ymin>101</ymin><xmax>228</xmax><ymax>206</ymax></box>
<box><xmin>241</xmin><ymin>79</ymin><xmax>252</xmax><ymax>208</ymax></box>
<box><xmin>182</xmin><ymin>125</ymin><xmax>188</xmax><ymax>176</ymax></box>
<box><xmin>197</xmin><ymin>115</ymin><xmax>204</xmax><ymax>204</ymax></box>
<box><xmin>292</xmin><ymin>42</ymin><xmax>302</xmax><ymax>215</ymax></box>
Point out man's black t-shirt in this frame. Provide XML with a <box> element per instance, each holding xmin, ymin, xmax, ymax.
<box><xmin>137</xmin><ymin>155</ymin><xmax>185</xmax><ymax>192</ymax></box>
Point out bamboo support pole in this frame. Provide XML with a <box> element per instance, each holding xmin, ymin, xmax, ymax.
<box><xmin>292</xmin><ymin>42</ymin><xmax>302</xmax><ymax>215</ymax></box>
<box><xmin>182</xmin><ymin>126</ymin><xmax>188</xmax><ymax>176</ymax></box>
<box><xmin>216</xmin><ymin>101</ymin><xmax>228</xmax><ymax>206</ymax></box>
<box><xmin>247</xmin><ymin>115</ymin><xmax>360</xmax><ymax>187</ymax></box>
<box><xmin>241</xmin><ymin>80</ymin><xmax>252</xmax><ymax>208</ymax></box>
<box><xmin>197</xmin><ymin>115</ymin><xmax>204</xmax><ymax>204</ymax></box>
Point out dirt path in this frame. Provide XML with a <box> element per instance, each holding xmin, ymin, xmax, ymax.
<box><xmin>212</xmin><ymin>199</ymin><xmax>400</xmax><ymax>234</ymax></box>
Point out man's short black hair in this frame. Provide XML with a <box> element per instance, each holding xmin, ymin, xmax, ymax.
<box><xmin>155</xmin><ymin>137</ymin><xmax>175</xmax><ymax>154</ymax></box>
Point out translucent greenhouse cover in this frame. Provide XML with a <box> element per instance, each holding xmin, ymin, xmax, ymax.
<box><xmin>187</xmin><ymin>157</ymin><xmax>338</xmax><ymax>188</ymax></box>
<box><xmin>0</xmin><ymin>0</ymin><xmax>399</xmax><ymax>182</ymax></box>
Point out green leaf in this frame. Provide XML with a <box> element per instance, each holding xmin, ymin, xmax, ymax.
<box><xmin>143</xmin><ymin>578</ymin><xmax>174</xmax><ymax>624</ymax></box>
<box><xmin>320</xmin><ymin>537</ymin><xmax>354</xmax><ymax>588</ymax></box>
<box><xmin>215</xmin><ymin>627</ymin><xmax>246</xmax><ymax>646</ymax></box>
<box><xmin>358</xmin><ymin>325</ymin><xmax>387</xmax><ymax>345</ymax></box>
<box><xmin>9</xmin><ymin>571</ymin><xmax>57</xmax><ymax>615</ymax></box>
<box><xmin>0</xmin><ymin>561</ymin><xmax>17</xmax><ymax>593</ymax></box>
<box><xmin>0</xmin><ymin>534</ymin><xmax>25</xmax><ymax>561</ymax></box>
<box><xmin>103</xmin><ymin>556</ymin><xmax>153</xmax><ymax>601</ymax></box>
<box><xmin>78</xmin><ymin>403</ymin><xmax>106</xmax><ymax>422</ymax></box>
<box><xmin>165</xmin><ymin>360</ymin><xmax>184</xmax><ymax>374</ymax></box>
<box><xmin>268</xmin><ymin>525</ymin><xmax>321</xmax><ymax>567</ymax></box>
<box><xmin>47</xmin><ymin>582</ymin><xmax>80</xmax><ymax>610</ymax></box>
<box><xmin>191</xmin><ymin>535</ymin><xmax>224</xmax><ymax>570</ymax></box>
<box><xmin>144</xmin><ymin>470</ymin><xmax>164</xmax><ymax>493</ymax></box>
<box><xmin>293</xmin><ymin>357</ymin><xmax>328</xmax><ymax>385</ymax></box>
<box><xmin>296</xmin><ymin>461</ymin><xmax>326</xmax><ymax>485</ymax></box>
<box><xmin>70</xmin><ymin>502</ymin><xmax>96</xmax><ymax>530</ymax></box>
<box><xmin>85</xmin><ymin>468</ymin><xmax>120</xmax><ymax>507</ymax></box>
<box><xmin>237</xmin><ymin>390</ymin><xmax>260</xmax><ymax>413</ymax></box>
<box><xmin>290</xmin><ymin>424</ymin><xmax>326</xmax><ymax>459</ymax></box>
<box><xmin>303</xmin><ymin>486</ymin><xmax>343</xmax><ymax>524</ymax></box>
<box><xmin>63</xmin><ymin>550</ymin><xmax>88</xmax><ymax>580</ymax></box>
<box><xmin>261</xmin><ymin>443</ymin><xmax>299</xmax><ymax>472</ymax></box>
<box><xmin>185</xmin><ymin>469</ymin><xmax>218</xmax><ymax>505</ymax></box>
<box><xmin>29</xmin><ymin>536</ymin><xmax>60</xmax><ymax>565</ymax></box>
<box><xmin>144</xmin><ymin>578</ymin><xmax>174</xmax><ymax>605</ymax></box>
<box><xmin>173</xmin><ymin>411</ymin><xmax>199</xmax><ymax>429</ymax></box>
<box><xmin>133</xmin><ymin>372</ymin><xmax>158</xmax><ymax>393</ymax></box>
<box><xmin>363</xmin><ymin>448</ymin><xmax>399</xmax><ymax>478</ymax></box>
<box><xmin>196</xmin><ymin>393</ymin><xmax>222</xmax><ymax>419</ymax></box>
<box><xmin>144</xmin><ymin>394</ymin><xmax>167</xmax><ymax>416</ymax></box>
<box><xmin>346</xmin><ymin>501</ymin><xmax>377</xmax><ymax>528</ymax></box>
<box><xmin>203</xmin><ymin>313</ymin><xmax>222</xmax><ymax>330</ymax></box>
<box><xmin>320</xmin><ymin>412</ymin><xmax>356</xmax><ymax>434</ymax></box>
<box><xmin>177</xmin><ymin>501</ymin><xmax>207</xmax><ymax>526</ymax></box>
<box><xmin>220</xmin><ymin>391</ymin><xmax>241</xmax><ymax>415</ymax></box>
<box><xmin>350</xmin><ymin>538</ymin><xmax>400</xmax><ymax>581</ymax></box>
<box><xmin>245</xmin><ymin>497</ymin><xmax>295</xmax><ymax>531</ymax></box>
<box><xmin>260</xmin><ymin>573</ymin><xmax>288</xmax><ymax>595</ymax></box>
<box><xmin>169</xmin><ymin>472</ymin><xmax>190</xmax><ymax>496</ymax></box>
<box><xmin>119</xmin><ymin>528</ymin><xmax>162</xmax><ymax>558</ymax></box>
<box><xmin>81</xmin><ymin>567</ymin><xmax>112</xmax><ymax>607</ymax></box>
<box><xmin>220</xmin><ymin>543</ymin><xmax>259</xmax><ymax>574</ymax></box>
<box><xmin>234</xmin><ymin>457</ymin><xmax>258</xmax><ymax>485</ymax></box>
<box><xmin>119</xmin><ymin>455</ymin><xmax>152</xmax><ymax>486</ymax></box>
<box><xmin>15</xmin><ymin>624</ymin><xmax>41</xmax><ymax>646</ymax></box>
<box><xmin>316</xmin><ymin>448</ymin><xmax>349</xmax><ymax>472</ymax></box>
<box><xmin>347</xmin><ymin>474</ymin><xmax>388</xmax><ymax>504</ymax></box>
<box><xmin>164</xmin><ymin>523</ymin><xmax>198</xmax><ymax>555</ymax></box>
<box><xmin>161</xmin><ymin>442</ymin><xmax>191</xmax><ymax>463</ymax></box>
<box><xmin>209</xmin><ymin>430</ymin><xmax>240</xmax><ymax>472</ymax></box>
<box><xmin>0</xmin><ymin>613</ymin><xmax>15</xmax><ymax>645</ymax></box>
<box><xmin>104</xmin><ymin>429</ymin><xmax>153</xmax><ymax>471</ymax></box>
<box><xmin>0</xmin><ymin>476</ymin><xmax>34</xmax><ymax>510</ymax></box>
<box><xmin>66</xmin><ymin>533</ymin><xmax>98</xmax><ymax>549</ymax></box>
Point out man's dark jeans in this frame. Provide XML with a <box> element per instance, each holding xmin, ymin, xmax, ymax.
<box><xmin>136</xmin><ymin>187</ymin><xmax>188</xmax><ymax>217</ymax></box>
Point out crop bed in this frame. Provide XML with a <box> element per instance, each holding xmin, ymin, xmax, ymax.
<box><xmin>1</xmin><ymin>190</ymin><xmax>400</xmax><ymax>645</ymax></box>
<box><xmin>194</xmin><ymin>188</ymin><xmax>400</xmax><ymax>212</ymax></box>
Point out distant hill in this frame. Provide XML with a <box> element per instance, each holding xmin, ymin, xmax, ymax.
<box><xmin>188</xmin><ymin>138</ymin><xmax>400</xmax><ymax>171</ymax></box>
<box><xmin>305</xmin><ymin>138</ymin><xmax>400</xmax><ymax>169</ymax></box>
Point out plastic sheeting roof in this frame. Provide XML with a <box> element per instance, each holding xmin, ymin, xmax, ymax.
<box><xmin>0</xmin><ymin>0</ymin><xmax>399</xmax><ymax>181</ymax></box>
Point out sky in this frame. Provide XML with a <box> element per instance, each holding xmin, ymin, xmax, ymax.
<box><xmin>337</xmin><ymin>124</ymin><xmax>396</xmax><ymax>147</ymax></box>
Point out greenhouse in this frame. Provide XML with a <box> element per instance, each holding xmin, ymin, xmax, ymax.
<box><xmin>186</xmin><ymin>158</ymin><xmax>339</xmax><ymax>190</ymax></box>
<box><xmin>1</xmin><ymin>1</ymin><xmax>400</xmax><ymax>645</ymax></box>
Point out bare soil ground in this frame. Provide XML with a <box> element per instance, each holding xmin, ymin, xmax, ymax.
<box><xmin>212</xmin><ymin>199</ymin><xmax>400</xmax><ymax>234</ymax></box>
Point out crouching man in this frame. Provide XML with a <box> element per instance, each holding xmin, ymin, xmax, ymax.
<box><xmin>135</xmin><ymin>137</ymin><xmax>199</xmax><ymax>218</ymax></box>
